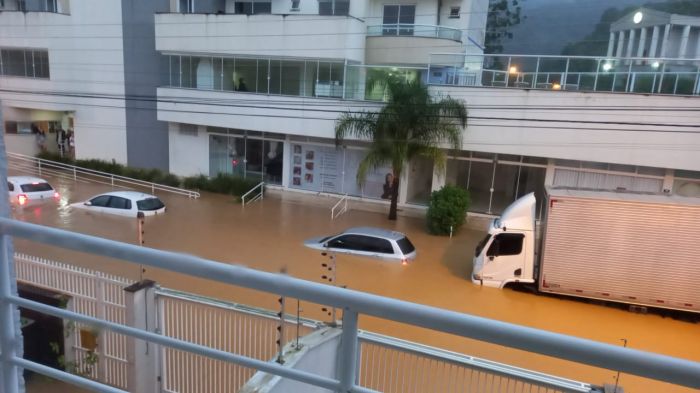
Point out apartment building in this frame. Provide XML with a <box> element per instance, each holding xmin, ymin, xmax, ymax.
<box><xmin>2</xmin><ymin>0</ymin><xmax>700</xmax><ymax>216</ymax></box>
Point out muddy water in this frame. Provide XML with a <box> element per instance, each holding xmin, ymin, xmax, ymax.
<box><xmin>10</xmin><ymin>172</ymin><xmax>700</xmax><ymax>393</ymax></box>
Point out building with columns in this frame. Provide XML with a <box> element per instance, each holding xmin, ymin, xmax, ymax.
<box><xmin>2</xmin><ymin>0</ymin><xmax>700</xmax><ymax>219</ymax></box>
<box><xmin>608</xmin><ymin>8</ymin><xmax>700</xmax><ymax>60</ymax></box>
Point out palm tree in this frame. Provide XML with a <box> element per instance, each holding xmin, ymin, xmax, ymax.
<box><xmin>335</xmin><ymin>78</ymin><xmax>467</xmax><ymax>220</ymax></box>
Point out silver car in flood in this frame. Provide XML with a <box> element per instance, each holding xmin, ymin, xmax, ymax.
<box><xmin>304</xmin><ymin>227</ymin><xmax>416</xmax><ymax>265</ymax></box>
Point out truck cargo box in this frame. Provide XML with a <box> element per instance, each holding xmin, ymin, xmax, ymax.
<box><xmin>539</xmin><ymin>188</ymin><xmax>700</xmax><ymax>313</ymax></box>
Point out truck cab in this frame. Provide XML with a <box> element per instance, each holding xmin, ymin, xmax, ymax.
<box><xmin>472</xmin><ymin>193</ymin><xmax>537</xmax><ymax>288</ymax></box>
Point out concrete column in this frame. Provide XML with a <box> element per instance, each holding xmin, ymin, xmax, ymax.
<box><xmin>615</xmin><ymin>31</ymin><xmax>626</xmax><ymax>58</ymax></box>
<box><xmin>648</xmin><ymin>25</ymin><xmax>660</xmax><ymax>58</ymax></box>
<box><xmin>281</xmin><ymin>136</ymin><xmax>291</xmax><ymax>188</ymax></box>
<box><xmin>606</xmin><ymin>32</ymin><xmax>616</xmax><ymax>57</ymax></box>
<box><xmin>636</xmin><ymin>27</ymin><xmax>648</xmax><ymax>57</ymax></box>
<box><xmin>431</xmin><ymin>162</ymin><xmax>446</xmax><ymax>192</ymax></box>
<box><xmin>625</xmin><ymin>29</ymin><xmax>636</xmax><ymax>58</ymax></box>
<box><xmin>125</xmin><ymin>280</ymin><xmax>160</xmax><ymax>393</ymax></box>
<box><xmin>696</xmin><ymin>28</ymin><xmax>700</xmax><ymax>58</ymax></box>
<box><xmin>544</xmin><ymin>159</ymin><xmax>556</xmax><ymax>187</ymax></box>
<box><xmin>678</xmin><ymin>25</ymin><xmax>691</xmax><ymax>58</ymax></box>
<box><xmin>659</xmin><ymin>24</ymin><xmax>671</xmax><ymax>57</ymax></box>
<box><xmin>663</xmin><ymin>169</ymin><xmax>674</xmax><ymax>194</ymax></box>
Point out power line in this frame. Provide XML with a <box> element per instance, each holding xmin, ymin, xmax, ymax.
<box><xmin>3</xmin><ymin>87</ymin><xmax>700</xmax><ymax>133</ymax></box>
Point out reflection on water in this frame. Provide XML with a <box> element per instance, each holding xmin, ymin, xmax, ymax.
<box><xmin>9</xmin><ymin>171</ymin><xmax>700</xmax><ymax>393</ymax></box>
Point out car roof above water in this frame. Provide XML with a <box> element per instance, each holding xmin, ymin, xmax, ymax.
<box><xmin>8</xmin><ymin>176</ymin><xmax>50</xmax><ymax>185</ymax></box>
<box><xmin>342</xmin><ymin>227</ymin><xmax>407</xmax><ymax>241</ymax></box>
<box><xmin>98</xmin><ymin>191</ymin><xmax>158</xmax><ymax>200</ymax></box>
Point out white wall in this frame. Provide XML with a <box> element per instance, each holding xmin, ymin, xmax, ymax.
<box><xmin>0</xmin><ymin>0</ymin><xmax>129</xmax><ymax>163</ymax></box>
<box><xmin>168</xmin><ymin>123</ymin><xmax>210</xmax><ymax>176</ymax></box>
<box><xmin>160</xmin><ymin>86</ymin><xmax>700</xmax><ymax>175</ymax></box>
<box><xmin>240</xmin><ymin>327</ymin><xmax>341</xmax><ymax>393</ymax></box>
<box><xmin>155</xmin><ymin>13</ymin><xmax>366</xmax><ymax>63</ymax></box>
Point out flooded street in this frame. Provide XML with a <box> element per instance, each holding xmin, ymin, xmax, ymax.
<box><xmin>10</xmin><ymin>171</ymin><xmax>700</xmax><ymax>393</ymax></box>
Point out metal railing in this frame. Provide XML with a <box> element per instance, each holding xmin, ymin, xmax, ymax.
<box><xmin>429</xmin><ymin>53</ymin><xmax>700</xmax><ymax>96</ymax></box>
<box><xmin>7</xmin><ymin>152</ymin><xmax>200</xmax><ymax>199</ymax></box>
<box><xmin>1</xmin><ymin>217</ymin><xmax>700</xmax><ymax>393</ymax></box>
<box><xmin>241</xmin><ymin>181</ymin><xmax>264</xmax><ymax>206</ymax></box>
<box><xmin>367</xmin><ymin>24</ymin><xmax>462</xmax><ymax>42</ymax></box>
<box><xmin>358</xmin><ymin>332</ymin><xmax>599</xmax><ymax>393</ymax></box>
<box><xmin>331</xmin><ymin>193</ymin><xmax>349</xmax><ymax>220</ymax></box>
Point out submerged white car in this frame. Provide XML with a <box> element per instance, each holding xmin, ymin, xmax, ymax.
<box><xmin>7</xmin><ymin>176</ymin><xmax>60</xmax><ymax>207</ymax></box>
<box><xmin>304</xmin><ymin>227</ymin><xmax>417</xmax><ymax>264</ymax></box>
<box><xmin>72</xmin><ymin>191</ymin><xmax>166</xmax><ymax>217</ymax></box>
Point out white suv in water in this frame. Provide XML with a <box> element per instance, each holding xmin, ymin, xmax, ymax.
<box><xmin>7</xmin><ymin>176</ymin><xmax>60</xmax><ymax>207</ymax></box>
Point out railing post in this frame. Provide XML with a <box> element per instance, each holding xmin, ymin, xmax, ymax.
<box><xmin>37</xmin><ymin>160</ymin><xmax>42</xmax><ymax>176</ymax></box>
<box><xmin>0</xmin><ymin>106</ymin><xmax>21</xmax><ymax>393</ymax></box>
<box><xmin>337</xmin><ymin>309</ymin><xmax>359</xmax><ymax>392</ymax></box>
<box><xmin>73</xmin><ymin>167</ymin><xmax>77</xmax><ymax>181</ymax></box>
<box><xmin>125</xmin><ymin>280</ymin><xmax>160</xmax><ymax>393</ymax></box>
<box><xmin>593</xmin><ymin>58</ymin><xmax>601</xmax><ymax>91</ymax></box>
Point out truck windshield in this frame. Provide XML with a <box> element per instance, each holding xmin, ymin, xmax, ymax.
<box><xmin>475</xmin><ymin>234</ymin><xmax>491</xmax><ymax>257</ymax></box>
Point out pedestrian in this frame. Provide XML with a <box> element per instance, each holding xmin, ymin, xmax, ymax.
<box><xmin>68</xmin><ymin>130</ymin><xmax>75</xmax><ymax>158</ymax></box>
<box><xmin>381</xmin><ymin>173</ymin><xmax>394</xmax><ymax>200</ymax></box>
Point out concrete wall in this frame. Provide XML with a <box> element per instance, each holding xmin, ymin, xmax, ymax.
<box><xmin>159</xmin><ymin>86</ymin><xmax>700</xmax><ymax>175</ymax></box>
<box><xmin>121</xmin><ymin>0</ymin><xmax>170</xmax><ymax>170</ymax></box>
<box><xmin>155</xmin><ymin>13</ymin><xmax>367</xmax><ymax>62</ymax></box>
<box><xmin>0</xmin><ymin>1</ymin><xmax>129</xmax><ymax>163</ymax></box>
<box><xmin>366</xmin><ymin>36</ymin><xmax>463</xmax><ymax>65</ymax></box>
<box><xmin>240</xmin><ymin>327</ymin><xmax>341</xmax><ymax>393</ymax></box>
<box><xmin>167</xmin><ymin>123</ymin><xmax>209</xmax><ymax>176</ymax></box>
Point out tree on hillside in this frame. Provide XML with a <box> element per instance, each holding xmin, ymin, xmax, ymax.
<box><xmin>485</xmin><ymin>0</ymin><xmax>525</xmax><ymax>54</ymax></box>
<box><xmin>562</xmin><ymin>0</ymin><xmax>700</xmax><ymax>56</ymax></box>
<box><xmin>335</xmin><ymin>79</ymin><xmax>467</xmax><ymax>220</ymax></box>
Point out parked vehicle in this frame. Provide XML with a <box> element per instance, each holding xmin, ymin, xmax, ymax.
<box><xmin>304</xmin><ymin>227</ymin><xmax>416</xmax><ymax>264</ymax></box>
<box><xmin>7</xmin><ymin>176</ymin><xmax>59</xmax><ymax>207</ymax></box>
<box><xmin>72</xmin><ymin>191</ymin><xmax>166</xmax><ymax>217</ymax></box>
<box><xmin>472</xmin><ymin>188</ymin><xmax>700</xmax><ymax>313</ymax></box>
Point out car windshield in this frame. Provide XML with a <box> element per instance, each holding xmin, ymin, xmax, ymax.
<box><xmin>475</xmin><ymin>234</ymin><xmax>491</xmax><ymax>257</ymax></box>
<box><xmin>396</xmin><ymin>237</ymin><xmax>415</xmax><ymax>255</ymax></box>
<box><xmin>20</xmin><ymin>183</ymin><xmax>53</xmax><ymax>192</ymax></box>
<box><xmin>136</xmin><ymin>198</ymin><xmax>165</xmax><ymax>211</ymax></box>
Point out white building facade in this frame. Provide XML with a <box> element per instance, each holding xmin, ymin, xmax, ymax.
<box><xmin>2</xmin><ymin>0</ymin><xmax>700</xmax><ymax>216</ymax></box>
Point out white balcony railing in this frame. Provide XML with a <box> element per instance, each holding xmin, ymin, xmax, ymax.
<box><xmin>429</xmin><ymin>53</ymin><xmax>700</xmax><ymax>96</ymax></box>
<box><xmin>367</xmin><ymin>24</ymin><xmax>462</xmax><ymax>42</ymax></box>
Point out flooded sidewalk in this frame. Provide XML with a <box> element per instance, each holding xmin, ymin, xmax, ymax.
<box><xmin>9</xmin><ymin>170</ymin><xmax>700</xmax><ymax>393</ymax></box>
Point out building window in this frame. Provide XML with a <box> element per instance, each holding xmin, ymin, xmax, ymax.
<box><xmin>318</xmin><ymin>0</ymin><xmax>349</xmax><ymax>16</ymax></box>
<box><xmin>290</xmin><ymin>0</ymin><xmax>300</xmax><ymax>11</ymax></box>
<box><xmin>18</xmin><ymin>0</ymin><xmax>58</xmax><ymax>12</ymax></box>
<box><xmin>0</xmin><ymin>48</ymin><xmax>50</xmax><ymax>79</ymax></box>
<box><xmin>382</xmin><ymin>4</ymin><xmax>416</xmax><ymax>35</ymax></box>
<box><xmin>178</xmin><ymin>0</ymin><xmax>194</xmax><ymax>13</ymax></box>
<box><xmin>449</xmin><ymin>6</ymin><xmax>460</xmax><ymax>18</ymax></box>
<box><xmin>234</xmin><ymin>1</ymin><xmax>271</xmax><ymax>15</ymax></box>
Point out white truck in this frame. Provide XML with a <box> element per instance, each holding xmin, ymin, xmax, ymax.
<box><xmin>471</xmin><ymin>188</ymin><xmax>700</xmax><ymax>313</ymax></box>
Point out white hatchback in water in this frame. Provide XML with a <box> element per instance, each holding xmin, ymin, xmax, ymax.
<box><xmin>7</xmin><ymin>176</ymin><xmax>60</xmax><ymax>207</ymax></box>
<box><xmin>304</xmin><ymin>227</ymin><xmax>417</xmax><ymax>264</ymax></box>
<box><xmin>72</xmin><ymin>191</ymin><xmax>166</xmax><ymax>217</ymax></box>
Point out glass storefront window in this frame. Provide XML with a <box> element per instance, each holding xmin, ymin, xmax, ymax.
<box><xmin>446</xmin><ymin>155</ymin><xmax>547</xmax><ymax>216</ymax></box>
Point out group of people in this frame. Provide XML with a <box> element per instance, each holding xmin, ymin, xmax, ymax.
<box><xmin>33</xmin><ymin>124</ymin><xmax>74</xmax><ymax>157</ymax></box>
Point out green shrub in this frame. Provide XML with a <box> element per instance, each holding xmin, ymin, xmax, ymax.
<box><xmin>182</xmin><ymin>174</ymin><xmax>260</xmax><ymax>197</ymax></box>
<box><xmin>426</xmin><ymin>185</ymin><xmax>471</xmax><ymax>236</ymax></box>
<box><xmin>183</xmin><ymin>175</ymin><xmax>210</xmax><ymax>190</ymax></box>
<box><xmin>35</xmin><ymin>152</ymin><xmax>261</xmax><ymax>198</ymax></box>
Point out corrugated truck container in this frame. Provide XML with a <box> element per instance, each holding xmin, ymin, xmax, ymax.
<box><xmin>471</xmin><ymin>188</ymin><xmax>700</xmax><ymax>313</ymax></box>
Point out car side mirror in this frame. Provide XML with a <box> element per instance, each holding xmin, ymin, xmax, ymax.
<box><xmin>84</xmin><ymin>201</ymin><xmax>92</xmax><ymax>206</ymax></box>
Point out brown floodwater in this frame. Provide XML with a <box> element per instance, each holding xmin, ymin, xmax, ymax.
<box><xmin>10</xmin><ymin>171</ymin><xmax>700</xmax><ymax>393</ymax></box>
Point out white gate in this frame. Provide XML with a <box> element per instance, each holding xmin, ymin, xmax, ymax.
<box><xmin>156</xmin><ymin>289</ymin><xmax>319</xmax><ymax>393</ymax></box>
<box><xmin>15</xmin><ymin>253</ymin><xmax>131</xmax><ymax>389</ymax></box>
